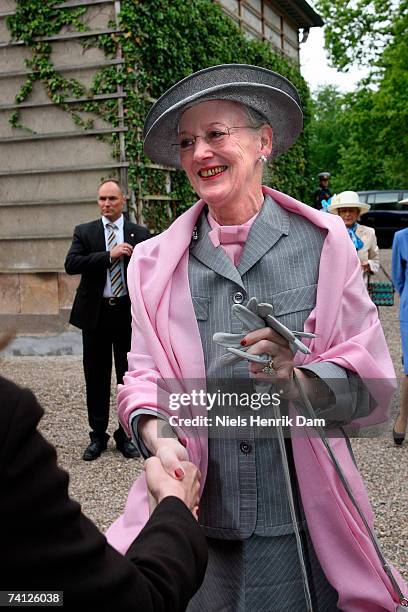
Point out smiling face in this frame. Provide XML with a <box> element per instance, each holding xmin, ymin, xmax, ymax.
<box><xmin>97</xmin><ymin>181</ymin><xmax>125</xmax><ymax>222</ymax></box>
<box><xmin>178</xmin><ymin>100</ymin><xmax>272</xmax><ymax>219</ymax></box>
<box><xmin>337</xmin><ymin>207</ymin><xmax>360</xmax><ymax>227</ymax></box>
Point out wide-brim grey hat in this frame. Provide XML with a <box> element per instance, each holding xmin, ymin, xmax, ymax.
<box><xmin>143</xmin><ymin>64</ymin><xmax>303</xmax><ymax>169</ymax></box>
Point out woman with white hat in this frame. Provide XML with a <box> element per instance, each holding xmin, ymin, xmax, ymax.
<box><xmin>327</xmin><ymin>191</ymin><xmax>380</xmax><ymax>286</ymax></box>
<box><xmin>105</xmin><ymin>65</ymin><xmax>406</xmax><ymax>611</ymax></box>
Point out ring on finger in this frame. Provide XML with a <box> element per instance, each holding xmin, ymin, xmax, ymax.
<box><xmin>262</xmin><ymin>358</ymin><xmax>275</xmax><ymax>376</ymax></box>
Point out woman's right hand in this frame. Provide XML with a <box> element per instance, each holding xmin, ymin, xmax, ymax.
<box><xmin>155</xmin><ymin>437</ymin><xmax>189</xmax><ymax>480</ymax></box>
<box><xmin>145</xmin><ymin>456</ymin><xmax>201</xmax><ymax>518</ymax></box>
<box><xmin>138</xmin><ymin>415</ymin><xmax>189</xmax><ymax>479</ymax></box>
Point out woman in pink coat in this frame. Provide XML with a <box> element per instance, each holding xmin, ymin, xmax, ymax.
<box><xmin>107</xmin><ymin>65</ymin><xmax>407</xmax><ymax>611</ymax></box>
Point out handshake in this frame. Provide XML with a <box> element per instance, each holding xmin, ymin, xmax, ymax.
<box><xmin>145</xmin><ymin>457</ymin><xmax>201</xmax><ymax>520</ymax></box>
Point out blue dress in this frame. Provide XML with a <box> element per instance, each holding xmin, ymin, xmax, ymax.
<box><xmin>392</xmin><ymin>228</ymin><xmax>408</xmax><ymax>373</ymax></box>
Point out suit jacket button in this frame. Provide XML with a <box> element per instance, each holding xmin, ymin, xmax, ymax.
<box><xmin>240</xmin><ymin>441</ymin><xmax>252</xmax><ymax>454</ymax></box>
<box><xmin>233</xmin><ymin>291</ymin><xmax>244</xmax><ymax>304</ymax></box>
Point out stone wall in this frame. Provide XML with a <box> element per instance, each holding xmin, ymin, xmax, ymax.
<box><xmin>0</xmin><ymin>271</ymin><xmax>79</xmax><ymax>333</ymax></box>
<box><xmin>0</xmin><ymin>0</ymin><xmax>124</xmax><ymax>333</ymax></box>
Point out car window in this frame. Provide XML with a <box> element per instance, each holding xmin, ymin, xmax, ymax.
<box><xmin>367</xmin><ymin>194</ymin><xmax>376</xmax><ymax>204</ymax></box>
<box><xmin>371</xmin><ymin>192</ymin><xmax>400</xmax><ymax>211</ymax></box>
<box><xmin>359</xmin><ymin>193</ymin><xmax>368</xmax><ymax>203</ymax></box>
<box><xmin>375</xmin><ymin>192</ymin><xmax>400</xmax><ymax>204</ymax></box>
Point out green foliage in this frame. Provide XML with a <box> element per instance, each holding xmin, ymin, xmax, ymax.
<box><xmin>310</xmin><ymin>1</ymin><xmax>408</xmax><ymax>192</ymax></box>
<box><xmin>8</xmin><ymin>0</ymin><xmax>312</xmax><ymax>232</ymax></box>
<box><xmin>114</xmin><ymin>0</ymin><xmax>312</xmax><ymax>228</ymax></box>
<box><xmin>7</xmin><ymin>1</ymin><xmax>86</xmax><ymax>42</ymax></box>
<box><xmin>7</xmin><ymin>3</ymin><xmax>88</xmax><ymax>127</ymax></box>
<box><xmin>309</xmin><ymin>81</ymin><xmax>408</xmax><ymax>192</ymax></box>
<box><xmin>316</xmin><ymin>0</ymin><xmax>402</xmax><ymax>71</ymax></box>
<box><xmin>336</xmin><ymin>88</ymin><xmax>389</xmax><ymax>191</ymax></box>
<box><xmin>307</xmin><ymin>85</ymin><xmax>346</xmax><ymax>196</ymax></box>
<box><xmin>373</xmin><ymin>11</ymin><xmax>408</xmax><ymax>185</ymax></box>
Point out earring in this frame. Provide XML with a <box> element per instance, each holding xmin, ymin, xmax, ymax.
<box><xmin>259</xmin><ymin>155</ymin><xmax>268</xmax><ymax>163</ymax></box>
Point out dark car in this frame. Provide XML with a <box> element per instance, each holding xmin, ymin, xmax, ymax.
<box><xmin>358</xmin><ymin>189</ymin><xmax>408</xmax><ymax>247</ymax></box>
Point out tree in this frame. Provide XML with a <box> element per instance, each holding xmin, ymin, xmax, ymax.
<box><xmin>311</xmin><ymin>0</ymin><xmax>408</xmax><ymax>190</ymax></box>
<box><xmin>308</xmin><ymin>85</ymin><xmax>347</xmax><ymax>194</ymax></box>
<box><xmin>316</xmin><ymin>0</ymin><xmax>405</xmax><ymax>72</ymax></box>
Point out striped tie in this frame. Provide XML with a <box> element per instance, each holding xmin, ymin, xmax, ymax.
<box><xmin>106</xmin><ymin>223</ymin><xmax>126</xmax><ymax>297</ymax></box>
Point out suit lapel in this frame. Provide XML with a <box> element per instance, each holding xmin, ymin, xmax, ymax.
<box><xmin>189</xmin><ymin>196</ymin><xmax>289</xmax><ymax>286</ymax></box>
<box><xmin>124</xmin><ymin>220</ymin><xmax>133</xmax><ymax>244</ymax></box>
<box><xmin>94</xmin><ymin>218</ymin><xmax>106</xmax><ymax>251</ymax></box>
<box><xmin>238</xmin><ymin>194</ymin><xmax>289</xmax><ymax>276</ymax></box>
<box><xmin>355</xmin><ymin>223</ymin><xmax>366</xmax><ymax>240</ymax></box>
<box><xmin>189</xmin><ymin>210</ymin><xmax>245</xmax><ymax>288</ymax></box>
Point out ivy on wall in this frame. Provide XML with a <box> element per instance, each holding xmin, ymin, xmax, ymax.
<box><xmin>7</xmin><ymin>1</ymin><xmax>89</xmax><ymax>129</ymax></box>
<box><xmin>8</xmin><ymin>0</ymin><xmax>312</xmax><ymax>232</ymax></box>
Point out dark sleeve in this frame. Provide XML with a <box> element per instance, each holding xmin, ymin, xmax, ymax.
<box><xmin>65</xmin><ymin>225</ymin><xmax>111</xmax><ymax>275</ymax></box>
<box><xmin>312</xmin><ymin>190</ymin><xmax>320</xmax><ymax>209</ymax></box>
<box><xmin>126</xmin><ymin>497</ymin><xmax>208</xmax><ymax>611</ymax></box>
<box><xmin>0</xmin><ymin>379</ymin><xmax>207</xmax><ymax>611</ymax></box>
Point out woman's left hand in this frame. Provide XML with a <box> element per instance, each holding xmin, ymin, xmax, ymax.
<box><xmin>242</xmin><ymin>328</ymin><xmax>324</xmax><ymax>403</ymax></box>
<box><xmin>242</xmin><ymin>326</ymin><xmax>295</xmax><ymax>379</ymax></box>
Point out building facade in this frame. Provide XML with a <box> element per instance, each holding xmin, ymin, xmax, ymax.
<box><xmin>216</xmin><ymin>0</ymin><xmax>323</xmax><ymax>62</ymax></box>
<box><xmin>0</xmin><ymin>0</ymin><xmax>322</xmax><ymax>335</ymax></box>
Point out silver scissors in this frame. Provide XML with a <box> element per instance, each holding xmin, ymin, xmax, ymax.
<box><xmin>213</xmin><ymin>297</ymin><xmax>316</xmax><ymax>365</ymax></box>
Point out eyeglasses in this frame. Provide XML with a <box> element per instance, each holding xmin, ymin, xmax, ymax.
<box><xmin>172</xmin><ymin>125</ymin><xmax>261</xmax><ymax>152</ymax></box>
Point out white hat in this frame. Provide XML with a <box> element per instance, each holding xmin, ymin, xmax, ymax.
<box><xmin>327</xmin><ymin>191</ymin><xmax>370</xmax><ymax>215</ymax></box>
<box><xmin>399</xmin><ymin>198</ymin><xmax>408</xmax><ymax>205</ymax></box>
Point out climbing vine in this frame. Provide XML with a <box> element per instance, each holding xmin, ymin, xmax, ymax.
<box><xmin>7</xmin><ymin>2</ymin><xmax>89</xmax><ymax>129</ymax></box>
<box><xmin>7</xmin><ymin>0</ymin><xmax>312</xmax><ymax>232</ymax></box>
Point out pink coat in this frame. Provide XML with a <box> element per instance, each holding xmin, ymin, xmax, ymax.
<box><xmin>107</xmin><ymin>187</ymin><xmax>407</xmax><ymax>611</ymax></box>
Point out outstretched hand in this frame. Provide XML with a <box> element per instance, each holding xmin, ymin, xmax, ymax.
<box><xmin>145</xmin><ymin>456</ymin><xmax>201</xmax><ymax>518</ymax></box>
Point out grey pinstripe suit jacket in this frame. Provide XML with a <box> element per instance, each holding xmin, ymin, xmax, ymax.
<box><xmin>131</xmin><ymin>195</ymin><xmax>360</xmax><ymax>539</ymax></box>
<box><xmin>188</xmin><ymin>195</ymin><xmax>348</xmax><ymax>539</ymax></box>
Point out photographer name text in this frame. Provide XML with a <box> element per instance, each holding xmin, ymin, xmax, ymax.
<box><xmin>168</xmin><ymin>415</ymin><xmax>326</xmax><ymax>428</ymax></box>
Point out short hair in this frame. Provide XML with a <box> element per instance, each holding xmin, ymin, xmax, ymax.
<box><xmin>241</xmin><ymin>103</ymin><xmax>271</xmax><ymax>163</ymax></box>
<box><xmin>98</xmin><ymin>178</ymin><xmax>124</xmax><ymax>193</ymax></box>
<box><xmin>241</xmin><ymin>104</ymin><xmax>269</xmax><ymax>129</ymax></box>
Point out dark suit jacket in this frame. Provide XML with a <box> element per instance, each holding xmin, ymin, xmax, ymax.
<box><xmin>312</xmin><ymin>187</ymin><xmax>332</xmax><ymax>210</ymax></box>
<box><xmin>0</xmin><ymin>376</ymin><xmax>207</xmax><ymax>610</ymax></box>
<box><xmin>65</xmin><ymin>218</ymin><xmax>150</xmax><ymax>331</ymax></box>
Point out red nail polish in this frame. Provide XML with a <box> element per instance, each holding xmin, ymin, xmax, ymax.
<box><xmin>175</xmin><ymin>468</ymin><xmax>184</xmax><ymax>478</ymax></box>
<box><xmin>240</xmin><ymin>339</ymin><xmax>247</xmax><ymax>346</ymax></box>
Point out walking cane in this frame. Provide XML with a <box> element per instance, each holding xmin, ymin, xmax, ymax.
<box><xmin>214</xmin><ymin>298</ymin><xmax>316</xmax><ymax>611</ymax></box>
<box><xmin>214</xmin><ymin>297</ymin><xmax>408</xmax><ymax>611</ymax></box>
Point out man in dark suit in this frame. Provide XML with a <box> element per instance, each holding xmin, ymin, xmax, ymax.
<box><xmin>312</xmin><ymin>171</ymin><xmax>332</xmax><ymax>210</ymax></box>
<box><xmin>65</xmin><ymin>179</ymin><xmax>150</xmax><ymax>461</ymax></box>
<box><xmin>0</xmin><ymin>373</ymin><xmax>207</xmax><ymax>610</ymax></box>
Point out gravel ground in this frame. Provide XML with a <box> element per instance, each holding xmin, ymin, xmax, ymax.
<box><xmin>1</xmin><ymin>249</ymin><xmax>407</xmax><ymax>581</ymax></box>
